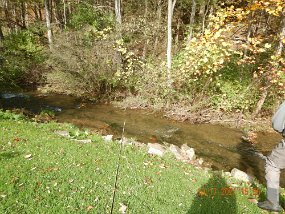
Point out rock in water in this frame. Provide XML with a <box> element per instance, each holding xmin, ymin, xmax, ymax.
<box><xmin>169</xmin><ymin>145</ymin><xmax>184</xmax><ymax>160</ymax></box>
<box><xmin>231</xmin><ymin>168</ymin><xmax>253</xmax><ymax>183</ymax></box>
<box><xmin>181</xmin><ymin>144</ymin><xmax>196</xmax><ymax>160</ymax></box>
<box><xmin>147</xmin><ymin>143</ymin><xmax>166</xmax><ymax>157</ymax></box>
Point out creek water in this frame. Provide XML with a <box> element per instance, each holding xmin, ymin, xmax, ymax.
<box><xmin>1</xmin><ymin>92</ymin><xmax>284</xmax><ymax>186</ymax></box>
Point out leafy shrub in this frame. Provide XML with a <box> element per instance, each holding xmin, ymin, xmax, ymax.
<box><xmin>43</xmin><ymin>26</ymin><xmax>118</xmax><ymax>98</ymax></box>
<box><xmin>0</xmin><ymin>110</ymin><xmax>26</xmax><ymax>121</ymax></box>
<box><xmin>0</xmin><ymin>26</ymin><xmax>45</xmax><ymax>88</ymax></box>
<box><xmin>69</xmin><ymin>2</ymin><xmax>113</xmax><ymax>30</ymax></box>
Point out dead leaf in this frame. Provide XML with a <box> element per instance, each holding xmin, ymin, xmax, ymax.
<box><xmin>248</xmin><ymin>198</ymin><xmax>258</xmax><ymax>204</ymax></box>
<box><xmin>144</xmin><ymin>177</ymin><xmax>153</xmax><ymax>185</ymax></box>
<box><xmin>86</xmin><ymin>205</ymin><xmax>94</xmax><ymax>211</ymax></box>
<box><xmin>24</xmin><ymin>154</ymin><xmax>32</xmax><ymax>159</ymax></box>
<box><xmin>119</xmin><ymin>203</ymin><xmax>127</xmax><ymax>214</ymax></box>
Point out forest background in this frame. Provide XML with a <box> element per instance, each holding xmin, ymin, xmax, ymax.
<box><xmin>0</xmin><ymin>0</ymin><xmax>285</xmax><ymax>123</ymax></box>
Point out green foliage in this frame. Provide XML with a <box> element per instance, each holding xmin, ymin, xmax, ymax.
<box><xmin>69</xmin><ymin>128</ymin><xmax>90</xmax><ymax>139</ymax></box>
<box><xmin>42</xmin><ymin>26</ymin><xmax>117</xmax><ymax>98</ymax></box>
<box><xmin>0</xmin><ymin>27</ymin><xmax>45</xmax><ymax>87</ymax></box>
<box><xmin>0</xmin><ymin>110</ymin><xmax>26</xmax><ymax>121</ymax></box>
<box><xmin>69</xmin><ymin>3</ymin><xmax>113</xmax><ymax>30</ymax></box>
<box><xmin>113</xmin><ymin>39</ymin><xmax>145</xmax><ymax>91</ymax></box>
<box><xmin>39</xmin><ymin>109</ymin><xmax>56</xmax><ymax>117</ymax></box>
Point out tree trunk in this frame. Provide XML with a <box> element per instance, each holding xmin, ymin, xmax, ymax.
<box><xmin>4</xmin><ymin>0</ymin><xmax>13</xmax><ymax>32</ymax></box>
<box><xmin>253</xmin><ymin>86</ymin><xmax>269</xmax><ymax>118</ymax></box>
<box><xmin>33</xmin><ymin>4</ymin><xmax>39</xmax><ymax>20</ymax></box>
<box><xmin>39</xmin><ymin>3</ymin><xmax>43</xmax><ymax>21</ymax></box>
<box><xmin>0</xmin><ymin>24</ymin><xmax>4</xmax><ymax>41</ymax></box>
<box><xmin>153</xmin><ymin>0</ymin><xmax>162</xmax><ymax>56</ymax></box>
<box><xmin>188</xmin><ymin>0</ymin><xmax>196</xmax><ymax>42</ymax></box>
<box><xmin>115</xmin><ymin>0</ymin><xmax>122</xmax><ymax>69</ymax></box>
<box><xmin>45</xmin><ymin>0</ymin><xmax>53</xmax><ymax>48</ymax></box>
<box><xmin>201</xmin><ymin>0</ymin><xmax>210</xmax><ymax>34</ymax></box>
<box><xmin>175</xmin><ymin>19</ymin><xmax>180</xmax><ymax>50</ymax></box>
<box><xmin>63</xmin><ymin>0</ymin><xmax>67</xmax><ymax>28</ymax></box>
<box><xmin>243</xmin><ymin>1</ymin><xmax>254</xmax><ymax>57</ymax></box>
<box><xmin>50</xmin><ymin>0</ymin><xmax>53</xmax><ymax>24</ymax></box>
<box><xmin>166</xmin><ymin>0</ymin><xmax>176</xmax><ymax>87</ymax></box>
<box><xmin>199</xmin><ymin>0</ymin><xmax>205</xmax><ymax>19</ymax></box>
<box><xmin>276</xmin><ymin>13</ymin><xmax>285</xmax><ymax>56</ymax></box>
<box><xmin>21</xmin><ymin>2</ymin><xmax>27</xmax><ymax>28</ymax></box>
<box><xmin>115</xmin><ymin>0</ymin><xmax>122</xmax><ymax>26</ymax></box>
<box><xmin>13</xmin><ymin>6</ymin><xmax>19</xmax><ymax>32</ymax></box>
<box><xmin>142</xmin><ymin>0</ymin><xmax>149</xmax><ymax>60</ymax></box>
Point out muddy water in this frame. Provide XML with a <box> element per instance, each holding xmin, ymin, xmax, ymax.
<box><xmin>1</xmin><ymin>92</ymin><xmax>284</xmax><ymax>186</ymax></box>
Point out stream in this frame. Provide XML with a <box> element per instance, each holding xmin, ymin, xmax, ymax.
<box><xmin>0</xmin><ymin>91</ymin><xmax>284</xmax><ymax>186</ymax></box>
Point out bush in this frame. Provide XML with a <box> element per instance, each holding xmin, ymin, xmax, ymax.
<box><xmin>69</xmin><ymin>2</ymin><xmax>113</xmax><ymax>30</ymax></box>
<box><xmin>0</xmin><ymin>26</ymin><xmax>45</xmax><ymax>88</ymax></box>
<box><xmin>43</xmin><ymin>26</ymin><xmax>118</xmax><ymax>99</ymax></box>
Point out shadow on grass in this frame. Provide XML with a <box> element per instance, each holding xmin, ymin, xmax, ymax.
<box><xmin>188</xmin><ymin>173</ymin><xmax>237</xmax><ymax>214</ymax></box>
<box><xmin>0</xmin><ymin>151</ymin><xmax>21</xmax><ymax>160</ymax></box>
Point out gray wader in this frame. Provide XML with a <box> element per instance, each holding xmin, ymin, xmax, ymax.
<box><xmin>265</xmin><ymin>139</ymin><xmax>285</xmax><ymax>208</ymax></box>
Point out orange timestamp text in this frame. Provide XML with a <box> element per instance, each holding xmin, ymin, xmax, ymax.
<box><xmin>197</xmin><ymin>187</ymin><xmax>260</xmax><ymax>197</ymax></box>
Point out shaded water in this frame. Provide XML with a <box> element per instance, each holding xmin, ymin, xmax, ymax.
<box><xmin>0</xmin><ymin>92</ymin><xmax>284</xmax><ymax>186</ymax></box>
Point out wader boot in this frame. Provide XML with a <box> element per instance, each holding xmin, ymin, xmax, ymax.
<box><xmin>257</xmin><ymin>140</ymin><xmax>285</xmax><ymax>212</ymax></box>
<box><xmin>257</xmin><ymin>188</ymin><xmax>280</xmax><ymax>212</ymax></box>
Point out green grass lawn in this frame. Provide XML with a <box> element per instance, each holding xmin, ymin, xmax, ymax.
<box><xmin>0</xmin><ymin>112</ymin><xmax>268</xmax><ymax>213</ymax></box>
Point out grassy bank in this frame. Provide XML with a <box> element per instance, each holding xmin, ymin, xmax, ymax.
<box><xmin>0</xmin><ymin>112</ymin><xmax>268</xmax><ymax>213</ymax></box>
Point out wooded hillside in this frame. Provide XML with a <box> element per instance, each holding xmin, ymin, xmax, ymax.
<box><xmin>0</xmin><ymin>0</ymin><xmax>284</xmax><ymax>119</ymax></box>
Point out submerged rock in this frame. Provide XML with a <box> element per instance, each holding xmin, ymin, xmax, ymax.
<box><xmin>0</xmin><ymin>93</ymin><xmax>28</xmax><ymax>99</ymax></box>
<box><xmin>147</xmin><ymin>143</ymin><xmax>166</xmax><ymax>157</ymax></box>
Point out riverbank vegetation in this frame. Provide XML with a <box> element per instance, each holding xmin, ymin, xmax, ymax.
<box><xmin>0</xmin><ymin>111</ymin><xmax>269</xmax><ymax>213</ymax></box>
<box><xmin>0</xmin><ymin>0</ymin><xmax>285</xmax><ymax>121</ymax></box>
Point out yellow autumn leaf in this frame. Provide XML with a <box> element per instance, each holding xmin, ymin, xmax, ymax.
<box><xmin>264</xmin><ymin>43</ymin><xmax>272</xmax><ymax>48</ymax></box>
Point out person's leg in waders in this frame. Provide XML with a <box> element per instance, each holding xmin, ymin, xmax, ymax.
<box><xmin>258</xmin><ymin>140</ymin><xmax>285</xmax><ymax>212</ymax></box>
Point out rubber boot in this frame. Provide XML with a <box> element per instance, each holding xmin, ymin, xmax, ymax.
<box><xmin>258</xmin><ymin>188</ymin><xmax>280</xmax><ymax>212</ymax></box>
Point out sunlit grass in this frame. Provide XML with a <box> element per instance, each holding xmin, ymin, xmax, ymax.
<box><xmin>0</xmin><ymin>116</ymin><xmax>265</xmax><ymax>213</ymax></box>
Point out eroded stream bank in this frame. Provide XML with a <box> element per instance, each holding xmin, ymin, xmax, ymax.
<box><xmin>0</xmin><ymin>92</ymin><xmax>284</xmax><ymax>186</ymax></box>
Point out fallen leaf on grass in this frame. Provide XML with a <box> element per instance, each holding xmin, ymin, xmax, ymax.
<box><xmin>144</xmin><ymin>177</ymin><xmax>153</xmax><ymax>185</ymax></box>
<box><xmin>24</xmin><ymin>154</ymin><xmax>32</xmax><ymax>159</ymax></box>
<box><xmin>248</xmin><ymin>198</ymin><xmax>258</xmax><ymax>204</ymax></box>
<box><xmin>159</xmin><ymin>164</ymin><xmax>167</xmax><ymax>169</ymax></box>
<box><xmin>13</xmin><ymin>138</ymin><xmax>21</xmax><ymax>142</ymax></box>
<box><xmin>143</xmin><ymin>161</ymin><xmax>153</xmax><ymax>166</ymax></box>
<box><xmin>86</xmin><ymin>205</ymin><xmax>94</xmax><ymax>211</ymax></box>
<box><xmin>44</xmin><ymin>167</ymin><xmax>59</xmax><ymax>172</ymax></box>
<box><xmin>119</xmin><ymin>203</ymin><xmax>127</xmax><ymax>214</ymax></box>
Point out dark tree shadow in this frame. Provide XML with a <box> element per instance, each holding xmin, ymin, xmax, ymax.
<box><xmin>0</xmin><ymin>151</ymin><xmax>21</xmax><ymax>160</ymax></box>
<box><xmin>188</xmin><ymin>173</ymin><xmax>237</xmax><ymax>214</ymax></box>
